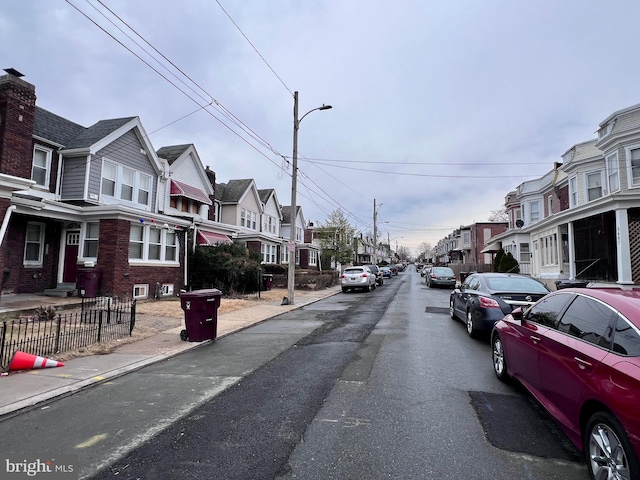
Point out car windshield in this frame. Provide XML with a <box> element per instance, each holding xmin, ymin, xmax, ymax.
<box><xmin>485</xmin><ymin>276</ymin><xmax>548</xmax><ymax>293</ymax></box>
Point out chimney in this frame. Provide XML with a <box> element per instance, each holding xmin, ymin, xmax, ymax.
<box><xmin>0</xmin><ymin>69</ymin><xmax>37</xmax><ymax>178</ymax></box>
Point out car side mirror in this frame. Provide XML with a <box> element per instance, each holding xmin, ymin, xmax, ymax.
<box><xmin>511</xmin><ymin>307</ymin><xmax>523</xmax><ymax>321</ymax></box>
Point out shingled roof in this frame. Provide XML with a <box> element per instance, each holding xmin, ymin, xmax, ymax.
<box><xmin>281</xmin><ymin>205</ymin><xmax>301</xmax><ymax>224</ymax></box>
<box><xmin>64</xmin><ymin>117</ymin><xmax>136</xmax><ymax>150</ymax></box>
<box><xmin>215</xmin><ymin>179</ymin><xmax>253</xmax><ymax>203</ymax></box>
<box><xmin>34</xmin><ymin>107</ymin><xmax>86</xmax><ymax>146</ymax></box>
<box><xmin>156</xmin><ymin>144</ymin><xmax>191</xmax><ymax>164</ymax></box>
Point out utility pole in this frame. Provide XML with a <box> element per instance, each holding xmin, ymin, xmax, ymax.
<box><xmin>286</xmin><ymin>92</ymin><xmax>332</xmax><ymax>306</ymax></box>
<box><xmin>373</xmin><ymin>198</ymin><xmax>377</xmax><ymax>264</ymax></box>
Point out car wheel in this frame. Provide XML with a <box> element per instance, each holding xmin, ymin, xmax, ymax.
<box><xmin>491</xmin><ymin>334</ymin><xmax>509</xmax><ymax>382</ymax></box>
<box><xmin>584</xmin><ymin>411</ymin><xmax>640</xmax><ymax>480</ymax></box>
<box><xmin>466</xmin><ymin>310</ymin><xmax>477</xmax><ymax>338</ymax></box>
<box><xmin>180</xmin><ymin>329</ymin><xmax>188</xmax><ymax>342</ymax></box>
<box><xmin>449</xmin><ymin>300</ymin><xmax>457</xmax><ymax>320</ymax></box>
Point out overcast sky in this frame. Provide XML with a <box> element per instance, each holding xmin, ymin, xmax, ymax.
<box><xmin>3</xmin><ymin>1</ymin><xmax>640</xmax><ymax>254</ymax></box>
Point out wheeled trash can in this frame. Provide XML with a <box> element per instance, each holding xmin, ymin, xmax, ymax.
<box><xmin>179</xmin><ymin>289</ymin><xmax>222</xmax><ymax>342</ymax></box>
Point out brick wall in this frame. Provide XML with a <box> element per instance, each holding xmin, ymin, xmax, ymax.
<box><xmin>96</xmin><ymin>219</ymin><xmax>185</xmax><ymax>298</ymax></box>
<box><xmin>0</xmin><ymin>75</ymin><xmax>36</xmax><ymax>179</ymax></box>
<box><xmin>2</xmin><ymin>213</ymin><xmax>62</xmax><ymax>294</ymax></box>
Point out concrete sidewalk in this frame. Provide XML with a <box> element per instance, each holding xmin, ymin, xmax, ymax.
<box><xmin>0</xmin><ymin>286</ymin><xmax>341</xmax><ymax>417</ymax></box>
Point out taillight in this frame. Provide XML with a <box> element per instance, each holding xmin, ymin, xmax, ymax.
<box><xmin>361</xmin><ymin>273</ymin><xmax>368</xmax><ymax>278</ymax></box>
<box><xmin>479</xmin><ymin>296</ymin><xmax>500</xmax><ymax>308</ymax></box>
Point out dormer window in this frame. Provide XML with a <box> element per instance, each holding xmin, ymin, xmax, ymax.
<box><xmin>598</xmin><ymin>123</ymin><xmax>613</xmax><ymax>139</ymax></box>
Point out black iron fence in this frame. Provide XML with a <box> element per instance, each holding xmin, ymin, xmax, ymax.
<box><xmin>0</xmin><ymin>296</ymin><xmax>136</xmax><ymax>372</ymax></box>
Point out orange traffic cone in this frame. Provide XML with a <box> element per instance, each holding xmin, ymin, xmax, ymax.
<box><xmin>9</xmin><ymin>351</ymin><xmax>64</xmax><ymax>371</ymax></box>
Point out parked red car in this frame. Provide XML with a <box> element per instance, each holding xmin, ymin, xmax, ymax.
<box><xmin>491</xmin><ymin>287</ymin><xmax>640</xmax><ymax>480</ymax></box>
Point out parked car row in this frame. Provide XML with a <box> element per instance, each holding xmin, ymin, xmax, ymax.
<box><xmin>444</xmin><ymin>270</ymin><xmax>640</xmax><ymax>479</ymax></box>
<box><xmin>340</xmin><ymin>264</ymin><xmax>402</xmax><ymax>293</ymax></box>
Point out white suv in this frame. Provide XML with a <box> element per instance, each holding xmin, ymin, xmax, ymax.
<box><xmin>341</xmin><ymin>266</ymin><xmax>377</xmax><ymax>293</ymax></box>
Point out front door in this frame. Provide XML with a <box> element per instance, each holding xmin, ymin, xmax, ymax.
<box><xmin>63</xmin><ymin>231</ymin><xmax>80</xmax><ymax>283</ymax></box>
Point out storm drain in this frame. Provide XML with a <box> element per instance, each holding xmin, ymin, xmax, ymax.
<box><xmin>468</xmin><ymin>390</ymin><xmax>581</xmax><ymax>461</ymax></box>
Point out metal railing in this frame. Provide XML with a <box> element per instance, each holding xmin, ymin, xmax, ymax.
<box><xmin>0</xmin><ymin>297</ymin><xmax>136</xmax><ymax>371</ymax></box>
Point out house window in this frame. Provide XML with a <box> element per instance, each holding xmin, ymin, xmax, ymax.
<box><xmin>586</xmin><ymin>171</ymin><xmax>603</xmax><ymax>201</ymax></box>
<box><xmin>529</xmin><ymin>201</ymin><xmax>540</xmax><ymax>223</ymax></box>
<box><xmin>133</xmin><ymin>284</ymin><xmax>148</xmax><ymax>299</ymax></box>
<box><xmin>165</xmin><ymin>231</ymin><xmax>177</xmax><ymax>261</ymax></box>
<box><xmin>148</xmin><ymin>228</ymin><xmax>161</xmax><ymax>260</ymax></box>
<box><xmin>129</xmin><ymin>224</ymin><xmax>144</xmax><ymax>259</ymax></box>
<box><xmin>309</xmin><ymin>250</ymin><xmax>318</xmax><ymax>265</ymax></box>
<box><xmin>101</xmin><ymin>159</ymin><xmax>152</xmax><ymax>209</ymax></box>
<box><xmin>261</xmin><ymin>244</ymin><xmax>277</xmax><ymax>264</ymax></box>
<box><xmin>241</xmin><ymin>208</ymin><xmax>257</xmax><ymax>230</ymax></box>
<box><xmin>569</xmin><ymin>177</ymin><xmax>578</xmax><ymax>207</ymax></box>
<box><xmin>24</xmin><ymin>222</ymin><xmax>45</xmax><ymax>266</ymax></box>
<box><xmin>606</xmin><ymin>153</ymin><xmax>620</xmax><ymax>193</ymax></box>
<box><xmin>519</xmin><ymin>243</ymin><xmax>530</xmax><ymax>263</ymax></box>
<box><xmin>547</xmin><ymin>195</ymin><xmax>553</xmax><ymax>215</ymax></box>
<box><xmin>161</xmin><ymin>284</ymin><xmax>174</xmax><ymax>296</ymax></box>
<box><xmin>32</xmin><ymin>146</ymin><xmax>52</xmax><ymax>187</ymax></box>
<box><xmin>128</xmin><ymin>223</ymin><xmax>179</xmax><ymax>263</ymax></box>
<box><xmin>83</xmin><ymin>222</ymin><xmax>99</xmax><ymax>258</ymax></box>
<box><xmin>138</xmin><ymin>175</ymin><xmax>151</xmax><ymax>205</ymax></box>
<box><xmin>102</xmin><ymin>161</ymin><xmax>117</xmax><ymax>196</ymax></box>
<box><xmin>121</xmin><ymin>167</ymin><xmax>134</xmax><ymax>201</ymax></box>
<box><xmin>627</xmin><ymin>146</ymin><xmax>640</xmax><ymax>187</ymax></box>
<box><xmin>296</xmin><ymin>227</ymin><xmax>303</xmax><ymax>242</ymax></box>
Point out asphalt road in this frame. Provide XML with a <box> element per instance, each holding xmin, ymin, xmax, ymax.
<box><xmin>0</xmin><ymin>268</ymin><xmax>590</xmax><ymax>479</ymax></box>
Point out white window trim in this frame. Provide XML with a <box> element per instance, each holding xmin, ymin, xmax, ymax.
<box><xmin>32</xmin><ymin>145</ymin><xmax>52</xmax><ymax>189</ymax></box>
<box><xmin>24</xmin><ymin>222</ymin><xmax>45</xmax><ymax>266</ymax></box>
<box><xmin>81</xmin><ymin>221</ymin><xmax>100</xmax><ymax>260</ymax></box>
<box><xmin>625</xmin><ymin>144</ymin><xmax>640</xmax><ymax>189</ymax></box>
<box><xmin>101</xmin><ymin>158</ymin><xmax>153</xmax><ymax>210</ymax></box>
<box><xmin>606</xmin><ymin>152</ymin><xmax>620</xmax><ymax>194</ymax></box>
<box><xmin>128</xmin><ymin>223</ymin><xmax>180</xmax><ymax>265</ymax></box>
<box><xmin>569</xmin><ymin>176</ymin><xmax>578</xmax><ymax>208</ymax></box>
<box><xmin>133</xmin><ymin>284</ymin><xmax>149</xmax><ymax>299</ymax></box>
<box><xmin>584</xmin><ymin>169</ymin><xmax>604</xmax><ymax>202</ymax></box>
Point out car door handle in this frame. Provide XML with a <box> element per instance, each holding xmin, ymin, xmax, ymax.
<box><xmin>574</xmin><ymin>357</ymin><xmax>592</xmax><ymax>370</ymax></box>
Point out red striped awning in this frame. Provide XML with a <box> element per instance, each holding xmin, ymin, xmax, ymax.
<box><xmin>170</xmin><ymin>179</ymin><xmax>212</xmax><ymax>205</ymax></box>
<box><xmin>197</xmin><ymin>230</ymin><xmax>232</xmax><ymax>246</ymax></box>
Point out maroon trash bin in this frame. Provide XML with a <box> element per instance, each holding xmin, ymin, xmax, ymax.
<box><xmin>179</xmin><ymin>289</ymin><xmax>222</xmax><ymax>342</ymax></box>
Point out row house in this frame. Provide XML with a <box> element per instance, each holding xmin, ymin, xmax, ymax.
<box><xmin>0</xmin><ymin>70</ymin><xmax>208</xmax><ymax>300</ymax></box>
<box><xmin>353</xmin><ymin>234</ymin><xmax>375</xmax><ymax>265</ymax></box>
<box><xmin>463</xmin><ymin>102</ymin><xmax>640</xmax><ymax>288</ymax></box>
<box><xmin>434</xmin><ymin>222</ymin><xmax>508</xmax><ymax>266</ymax></box>
<box><xmin>0</xmin><ymin>69</ymin><xmax>319</xmax><ymax>301</ymax></box>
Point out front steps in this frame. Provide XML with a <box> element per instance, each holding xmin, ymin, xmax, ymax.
<box><xmin>44</xmin><ymin>282</ymin><xmax>77</xmax><ymax>297</ymax></box>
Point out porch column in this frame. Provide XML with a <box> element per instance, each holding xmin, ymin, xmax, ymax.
<box><xmin>567</xmin><ymin>222</ymin><xmax>576</xmax><ymax>279</ymax></box>
<box><xmin>615</xmin><ymin>208</ymin><xmax>634</xmax><ymax>284</ymax></box>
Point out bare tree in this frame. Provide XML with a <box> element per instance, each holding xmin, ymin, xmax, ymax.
<box><xmin>488</xmin><ymin>207</ymin><xmax>508</xmax><ymax>222</ymax></box>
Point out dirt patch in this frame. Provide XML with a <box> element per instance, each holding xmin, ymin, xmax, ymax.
<box><xmin>135</xmin><ymin>288</ymin><xmax>287</xmax><ymax>318</ymax></box>
<box><xmin>51</xmin><ymin>289</ymin><xmax>289</xmax><ymax>362</ymax></box>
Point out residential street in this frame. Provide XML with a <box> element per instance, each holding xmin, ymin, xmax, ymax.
<box><xmin>0</xmin><ymin>268</ymin><xmax>589</xmax><ymax>479</ymax></box>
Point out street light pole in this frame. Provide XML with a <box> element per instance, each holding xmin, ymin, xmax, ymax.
<box><xmin>287</xmin><ymin>91</ymin><xmax>332</xmax><ymax>305</ymax></box>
